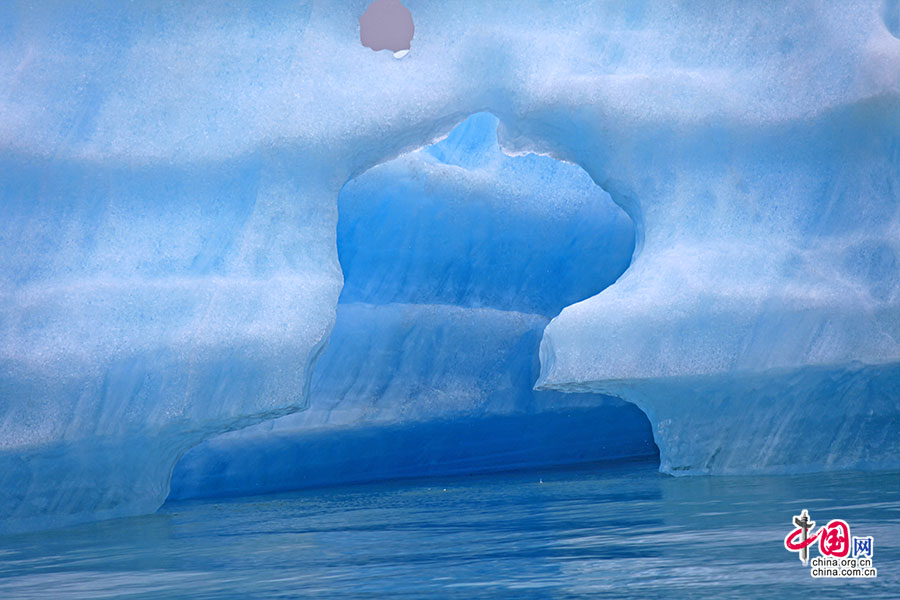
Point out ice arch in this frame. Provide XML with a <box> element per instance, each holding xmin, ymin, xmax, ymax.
<box><xmin>3</xmin><ymin>0</ymin><xmax>899</xmax><ymax>535</ymax></box>
<box><xmin>169</xmin><ymin>113</ymin><xmax>658</xmax><ymax>500</ymax></box>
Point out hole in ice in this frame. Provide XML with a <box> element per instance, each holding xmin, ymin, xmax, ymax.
<box><xmin>336</xmin><ymin>113</ymin><xmax>637</xmax><ymax>316</ymax></box>
<box><xmin>168</xmin><ymin>113</ymin><xmax>658</xmax><ymax>501</ymax></box>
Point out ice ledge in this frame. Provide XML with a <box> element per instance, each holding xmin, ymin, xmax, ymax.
<box><xmin>538</xmin><ymin>361</ymin><xmax>900</xmax><ymax>476</ymax></box>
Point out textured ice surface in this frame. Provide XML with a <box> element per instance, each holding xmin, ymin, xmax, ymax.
<box><xmin>533</xmin><ymin>97</ymin><xmax>900</xmax><ymax>474</ymax></box>
<box><xmin>3</xmin><ymin>0</ymin><xmax>900</xmax><ymax>531</ymax></box>
<box><xmin>171</xmin><ymin>114</ymin><xmax>649</xmax><ymax>499</ymax></box>
<box><xmin>170</xmin><ymin>305</ymin><xmax>657</xmax><ymax>498</ymax></box>
<box><xmin>0</xmin><ymin>148</ymin><xmax>340</xmax><ymax>534</ymax></box>
<box><xmin>337</xmin><ymin>113</ymin><xmax>635</xmax><ymax>316</ymax></box>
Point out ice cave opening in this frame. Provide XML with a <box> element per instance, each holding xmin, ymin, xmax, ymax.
<box><xmin>169</xmin><ymin>113</ymin><xmax>659</xmax><ymax>501</ymax></box>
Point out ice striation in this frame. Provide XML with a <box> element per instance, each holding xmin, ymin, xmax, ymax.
<box><xmin>2</xmin><ymin>0</ymin><xmax>900</xmax><ymax>532</ymax></box>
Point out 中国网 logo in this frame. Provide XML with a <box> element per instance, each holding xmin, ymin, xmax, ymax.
<box><xmin>784</xmin><ymin>509</ymin><xmax>877</xmax><ymax>578</ymax></box>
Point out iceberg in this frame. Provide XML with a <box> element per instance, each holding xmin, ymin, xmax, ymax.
<box><xmin>2</xmin><ymin>0</ymin><xmax>899</xmax><ymax>533</ymax></box>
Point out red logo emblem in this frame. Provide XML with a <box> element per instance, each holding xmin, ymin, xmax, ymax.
<box><xmin>818</xmin><ymin>520</ymin><xmax>850</xmax><ymax>558</ymax></box>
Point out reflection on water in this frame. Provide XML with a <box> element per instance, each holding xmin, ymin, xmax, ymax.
<box><xmin>0</xmin><ymin>458</ymin><xmax>897</xmax><ymax>598</ymax></box>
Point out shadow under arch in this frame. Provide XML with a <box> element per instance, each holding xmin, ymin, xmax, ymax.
<box><xmin>168</xmin><ymin>112</ymin><xmax>658</xmax><ymax>501</ymax></box>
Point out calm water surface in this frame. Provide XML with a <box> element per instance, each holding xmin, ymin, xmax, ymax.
<box><xmin>0</xmin><ymin>459</ymin><xmax>897</xmax><ymax>598</ymax></box>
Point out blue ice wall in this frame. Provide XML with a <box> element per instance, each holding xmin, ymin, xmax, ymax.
<box><xmin>532</xmin><ymin>99</ymin><xmax>900</xmax><ymax>474</ymax></box>
<box><xmin>170</xmin><ymin>114</ymin><xmax>653</xmax><ymax>500</ymax></box>
<box><xmin>0</xmin><ymin>151</ymin><xmax>340</xmax><ymax>534</ymax></box>
<box><xmin>170</xmin><ymin>406</ymin><xmax>655</xmax><ymax>499</ymax></box>
<box><xmin>337</xmin><ymin>114</ymin><xmax>634</xmax><ymax>316</ymax></box>
<box><xmin>3</xmin><ymin>0</ymin><xmax>900</xmax><ymax>533</ymax></box>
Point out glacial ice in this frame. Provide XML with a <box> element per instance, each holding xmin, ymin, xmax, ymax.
<box><xmin>170</xmin><ymin>305</ymin><xmax>658</xmax><ymax>499</ymax></box>
<box><xmin>0</xmin><ymin>150</ymin><xmax>340</xmax><ymax>533</ymax></box>
<box><xmin>171</xmin><ymin>116</ymin><xmax>650</xmax><ymax>498</ymax></box>
<box><xmin>2</xmin><ymin>0</ymin><xmax>900</xmax><ymax>532</ymax></box>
